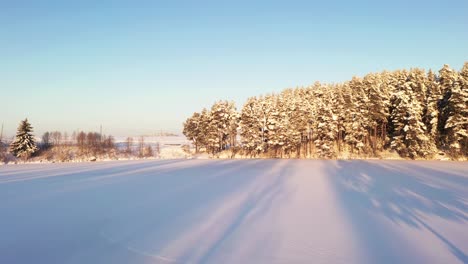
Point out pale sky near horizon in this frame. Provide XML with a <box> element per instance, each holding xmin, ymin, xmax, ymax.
<box><xmin>1</xmin><ymin>0</ymin><xmax>467</xmax><ymax>137</ymax></box>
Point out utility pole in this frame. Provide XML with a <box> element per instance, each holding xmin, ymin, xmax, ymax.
<box><xmin>100</xmin><ymin>124</ymin><xmax>102</xmax><ymax>143</ymax></box>
<box><xmin>0</xmin><ymin>122</ymin><xmax>3</xmax><ymax>143</ymax></box>
<box><xmin>0</xmin><ymin>122</ymin><xmax>4</xmax><ymax>154</ymax></box>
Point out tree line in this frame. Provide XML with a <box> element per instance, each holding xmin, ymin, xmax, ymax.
<box><xmin>183</xmin><ymin>63</ymin><xmax>468</xmax><ymax>159</ymax></box>
<box><xmin>1</xmin><ymin>120</ymin><xmax>160</xmax><ymax>162</ymax></box>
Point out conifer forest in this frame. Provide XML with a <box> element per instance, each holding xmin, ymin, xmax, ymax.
<box><xmin>184</xmin><ymin>63</ymin><xmax>468</xmax><ymax>159</ymax></box>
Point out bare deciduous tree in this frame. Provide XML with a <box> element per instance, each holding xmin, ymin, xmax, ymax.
<box><xmin>125</xmin><ymin>137</ymin><xmax>133</xmax><ymax>154</ymax></box>
<box><xmin>138</xmin><ymin>136</ymin><xmax>145</xmax><ymax>157</ymax></box>
<box><xmin>42</xmin><ymin>132</ymin><xmax>51</xmax><ymax>149</ymax></box>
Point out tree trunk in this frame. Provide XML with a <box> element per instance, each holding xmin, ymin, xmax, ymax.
<box><xmin>373</xmin><ymin>125</ymin><xmax>377</xmax><ymax>153</ymax></box>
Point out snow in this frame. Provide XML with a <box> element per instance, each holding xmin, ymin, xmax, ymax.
<box><xmin>0</xmin><ymin>160</ymin><xmax>467</xmax><ymax>263</ymax></box>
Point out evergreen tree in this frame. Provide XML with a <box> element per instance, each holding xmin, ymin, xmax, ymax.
<box><xmin>184</xmin><ymin>62</ymin><xmax>468</xmax><ymax>159</ymax></box>
<box><xmin>209</xmin><ymin>100</ymin><xmax>239</xmax><ymax>151</ymax></box>
<box><xmin>422</xmin><ymin>69</ymin><xmax>441</xmax><ymax>142</ymax></box>
<box><xmin>363</xmin><ymin>72</ymin><xmax>388</xmax><ymax>153</ymax></box>
<box><xmin>344</xmin><ymin>77</ymin><xmax>370</xmax><ymax>155</ymax></box>
<box><xmin>312</xmin><ymin>87</ymin><xmax>338</xmax><ymax>158</ymax></box>
<box><xmin>240</xmin><ymin>96</ymin><xmax>270</xmax><ymax>156</ymax></box>
<box><xmin>280</xmin><ymin>88</ymin><xmax>306</xmax><ymax>157</ymax></box>
<box><xmin>445</xmin><ymin>63</ymin><xmax>468</xmax><ymax>155</ymax></box>
<box><xmin>9</xmin><ymin>118</ymin><xmax>38</xmax><ymax>160</ymax></box>
<box><xmin>437</xmin><ymin>64</ymin><xmax>458</xmax><ymax>148</ymax></box>
<box><xmin>183</xmin><ymin>112</ymin><xmax>203</xmax><ymax>152</ymax></box>
<box><xmin>389</xmin><ymin>74</ymin><xmax>434</xmax><ymax>158</ymax></box>
<box><xmin>458</xmin><ymin>62</ymin><xmax>468</xmax><ymax>155</ymax></box>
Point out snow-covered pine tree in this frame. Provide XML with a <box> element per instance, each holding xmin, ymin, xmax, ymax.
<box><xmin>436</xmin><ymin>63</ymin><xmax>468</xmax><ymax>156</ymax></box>
<box><xmin>292</xmin><ymin>88</ymin><xmax>314</xmax><ymax>157</ymax></box>
<box><xmin>265</xmin><ymin>95</ymin><xmax>282</xmax><ymax>157</ymax></box>
<box><xmin>340</xmin><ymin>82</ymin><xmax>355</xmax><ymax>154</ymax></box>
<box><xmin>206</xmin><ymin>103</ymin><xmax>224</xmax><ymax>154</ymax></box>
<box><xmin>437</xmin><ymin>64</ymin><xmax>458</xmax><ymax>149</ymax></box>
<box><xmin>457</xmin><ymin>62</ymin><xmax>468</xmax><ymax>155</ymax></box>
<box><xmin>209</xmin><ymin>100</ymin><xmax>239</xmax><ymax>152</ymax></box>
<box><xmin>240</xmin><ymin>96</ymin><xmax>266</xmax><ymax>156</ymax></box>
<box><xmin>444</xmin><ymin>63</ymin><xmax>468</xmax><ymax>156</ymax></box>
<box><xmin>240</xmin><ymin>94</ymin><xmax>283</xmax><ymax>157</ymax></box>
<box><xmin>344</xmin><ymin>77</ymin><xmax>370</xmax><ymax>155</ymax></box>
<box><xmin>327</xmin><ymin>83</ymin><xmax>347</xmax><ymax>154</ymax></box>
<box><xmin>265</xmin><ymin>90</ymin><xmax>301</xmax><ymax>158</ymax></box>
<box><xmin>227</xmin><ymin>105</ymin><xmax>240</xmax><ymax>148</ymax></box>
<box><xmin>200</xmin><ymin>108</ymin><xmax>220</xmax><ymax>155</ymax></box>
<box><xmin>388</xmin><ymin>73</ymin><xmax>434</xmax><ymax>159</ymax></box>
<box><xmin>184</xmin><ymin>62</ymin><xmax>466</xmax><ymax>159</ymax></box>
<box><xmin>9</xmin><ymin>118</ymin><xmax>38</xmax><ymax>160</ymax></box>
<box><xmin>423</xmin><ymin>69</ymin><xmax>442</xmax><ymax>143</ymax></box>
<box><xmin>312</xmin><ymin>86</ymin><xmax>338</xmax><ymax>158</ymax></box>
<box><xmin>281</xmin><ymin>88</ymin><xmax>308</xmax><ymax>158</ymax></box>
<box><xmin>183</xmin><ymin>112</ymin><xmax>203</xmax><ymax>152</ymax></box>
<box><xmin>302</xmin><ymin>83</ymin><xmax>322</xmax><ymax>157</ymax></box>
<box><xmin>408</xmin><ymin>68</ymin><xmax>437</xmax><ymax>156</ymax></box>
<box><xmin>366</xmin><ymin>72</ymin><xmax>391</xmax><ymax>153</ymax></box>
<box><xmin>261</xmin><ymin>94</ymin><xmax>280</xmax><ymax>157</ymax></box>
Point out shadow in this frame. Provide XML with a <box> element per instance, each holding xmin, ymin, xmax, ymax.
<box><xmin>326</xmin><ymin>160</ymin><xmax>468</xmax><ymax>263</ymax></box>
<box><xmin>0</xmin><ymin>159</ymin><xmax>191</xmax><ymax>206</ymax></box>
<box><xmin>0</xmin><ymin>159</ymin><xmax>292</xmax><ymax>264</ymax></box>
<box><xmin>0</xmin><ymin>159</ymin><xmax>186</xmax><ymax>184</ymax></box>
<box><xmin>102</xmin><ymin>159</ymin><xmax>292</xmax><ymax>263</ymax></box>
<box><xmin>192</xmin><ymin>160</ymin><xmax>292</xmax><ymax>263</ymax></box>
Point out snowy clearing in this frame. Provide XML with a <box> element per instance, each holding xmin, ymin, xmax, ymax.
<box><xmin>0</xmin><ymin>160</ymin><xmax>467</xmax><ymax>264</ymax></box>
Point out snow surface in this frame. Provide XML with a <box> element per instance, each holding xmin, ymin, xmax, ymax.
<box><xmin>0</xmin><ymin>160</ymin><xmax>467</xmax><ymax>264</ymax></box>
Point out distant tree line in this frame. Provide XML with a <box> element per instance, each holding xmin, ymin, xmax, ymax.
<box><xmin>2</xmin><ymin>119</ymin><xmax>161</xmax><ymax>162</ymax></box>
<box><xmin>40</xmin><ymin>130</ymin><xmax>115</xmax><ymax>154</ymax></box>
<box><xmin>183</xmin><ymin>63</ymin><xmax>468</xmax><ymax>159</ymax></box>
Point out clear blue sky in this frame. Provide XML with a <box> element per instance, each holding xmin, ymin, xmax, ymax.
<box><xmin>1</xmin><ymin>0</ymin><xmax>467</xmax><ymax>137</ymax></box>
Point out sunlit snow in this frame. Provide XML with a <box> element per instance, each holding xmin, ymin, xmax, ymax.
<box><xmin>1</xmin><ymin>160</ymin><xmax>467</xmax><ymax>263</ymax></box>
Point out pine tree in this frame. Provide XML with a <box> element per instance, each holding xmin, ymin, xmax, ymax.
<box><xmin>437</xmin><ymin>64</ymin><xmax>458</xmax><ymax>149</ymax></box>
<box><xmin>195</xmin><ymin>108</ymin><xmax>210</xmax><ymax>153</ymax></box>
<box><xmin>280</xmin><ymin>88</ymin><xmax>306</xmax><ymax>157</ymax></box>
<box><xmin>312</xmin><ymin>87</ymin><xmax>338</xmax><ymax>158</ymax></box>
<box><xmin>240</xmin><ymin>96</ymin><xmax>274</xmax><ymax>156</ymax></box>
<box><xmin>458</xmin><ymin>62</ymin><xmax>468</xmax><ymax>155</ymax></box>
<box><xmin>302</xmin><ymin>84</ymin><xmax>321</xmax><ymax>157</ymax></box>
<box><xmin>202</xmin><ymin>108</ymin><xmax>221</xmax><ymax>155</ymax></box>
<box><xmin>423</xmin><ymin>69</ymin><xmax>441</xmax><ymax>142</ymax></box>
<box><xmin>184</xmin><ymin>62</ymin><xmax>467</xmax><ymax>159</ymax></box>
<box><xmin>388</xmin><ymin>74</ymin><xmax>434</xmax><ymax>159</ymax></box>
<box><xmin>183</xmin><ymin>112</ymin><xmax>202</xmax><ymax>152</ymax></box>
<box><xmin>344</xmin><ymin>77</ymin><xmax>370</xmax><ymax>155</ymax></box>
<box><xmin>363</xmin><ymin>73</ymin><xmax>389</xmax><ymax>153</ymax></box>
<box><xmin>209</xmin><ymin>100</ymin><xmax>239</xmax><ymax>151</ymax></box>
<box><xmin>445</xmin><ymin>63</ymin><xmax>468</xmax><ymax>156</ymax></box>
<box><xmin>9</xmin><ymin>119</ymin><xmax>38</xmax><ymax>160</ymax></box>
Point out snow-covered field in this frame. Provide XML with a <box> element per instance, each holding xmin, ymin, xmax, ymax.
<box><xmin>0</xmin><ymin>160</ymin><xmax>467</xmax><ymax>264</ymax></box>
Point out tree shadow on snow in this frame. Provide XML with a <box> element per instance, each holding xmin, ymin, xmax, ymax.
<box><xmin>0</xmin><ymin>160</ymin><xmax>292</xmax><ymax>264</ymax></box>
<box><xmin>91</xmin><ymin>159</ymin><xmax>293</xmax><ymax>263</ymax></box>
<box><xmin>327</xmin><ymin>160</ymin><xmax>468</xmax><ymax>264</ymax></box>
